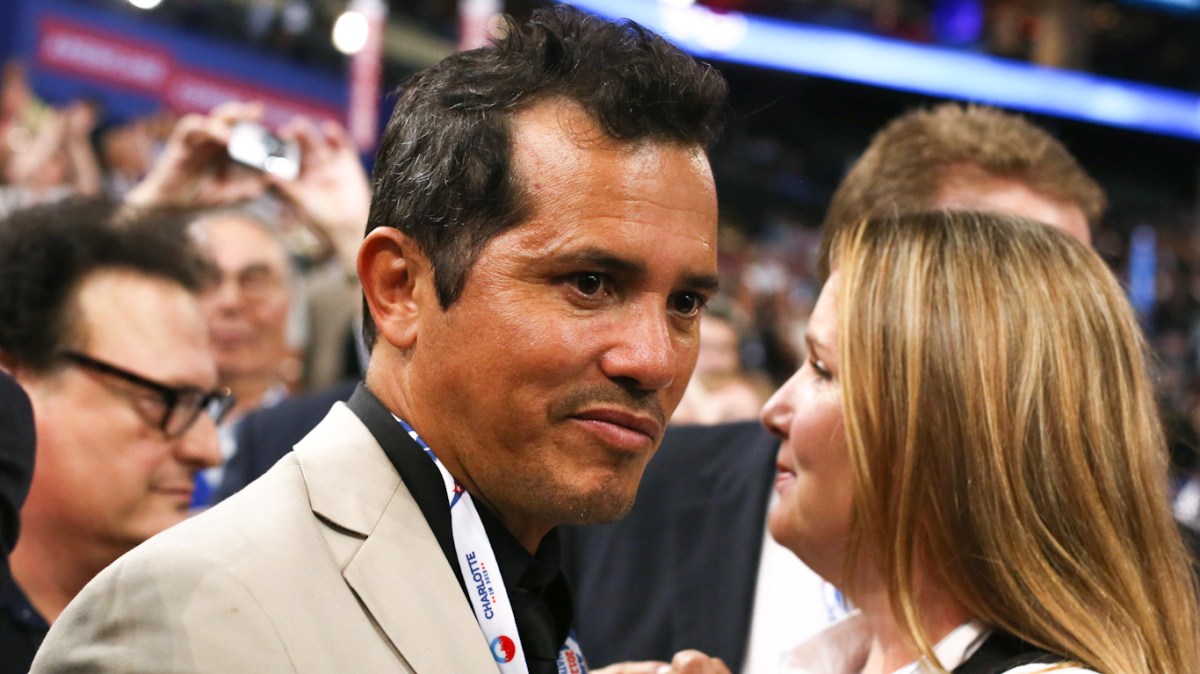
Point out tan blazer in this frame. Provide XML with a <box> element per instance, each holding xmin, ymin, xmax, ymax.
<box><xmin>31</xmin><ymin>404</ymin><xmax>498</xmax><ymax>673</ymax></box>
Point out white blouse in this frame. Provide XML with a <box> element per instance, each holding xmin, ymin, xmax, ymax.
<box><xmin>776</xmin><ymin>612</ymin><xmax>1098</xmax><ymax>674</ymax></box>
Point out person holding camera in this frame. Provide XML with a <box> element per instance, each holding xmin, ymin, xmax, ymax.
<box><xmin>122</xmin><ymin>101</ymin><xmax>373</xmax><ymax>505</ymax></box>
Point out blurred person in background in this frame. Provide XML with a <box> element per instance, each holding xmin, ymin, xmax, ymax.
<box><xmin>667</xmin><ymin>210</ymin><xmax>1200</xmax><ymax>674</ymax></box>
<box><xmin>672</xmin><ymin>307</ymin><xmax>772</xmax><ymax>425</ymax></box>
<box><xmin>188</xmin><ymin>207</ymin><xmax>301</xmax><ymax>505</ymax></box>
<box><xmin>191</xmin><ymin>207</ymin><xmax>298</xmax><ymax>415</ymax></box>
<box><xmin>0</xmin><ymin>198</ymin><xmax>228</xmax><ymax>673</ymax></box>
<box><xmin>0</xmin><ymin>64</ymin><xmax>102</xmax><ymax>218</ymax></box>
<box><xmin>125</xmin><ymin>101</ymin><xmax>370</xmax><ymax>393</ymax></box>
<box><xmin>569</xmin><ymin>102</ymin><xmax>1111</xmax><ymax>674</ymax></box>
<box><xmin>0</xmin><ymin>61</ymin><xmax>48</xmax><ymax>180</ymax></box>
<box><xmin>123</xmin><ymin>102</ymin><xmax>372</xmax><ymax>505</ymax></box>
<box><xmin>94</xmin><ymin>113</ymin><xmax>170</xmax><ymax>200</ymax></box>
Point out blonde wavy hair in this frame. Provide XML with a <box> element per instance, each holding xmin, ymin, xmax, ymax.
<box><xmin>832</xmin><ymin>210</ymin><xmax>1199</xmax><ymax>673</ymax></box>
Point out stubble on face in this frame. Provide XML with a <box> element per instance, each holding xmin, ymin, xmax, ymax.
<box><xmin>399</xmin><ymin>100</ymin><xmax>718</xmax><ymax>544</ymax></box>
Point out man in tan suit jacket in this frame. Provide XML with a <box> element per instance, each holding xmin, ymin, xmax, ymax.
<box><xmin>33</xmin><ymin>6</ymin><xmax>727</xmax><ymax>673</ymax></box>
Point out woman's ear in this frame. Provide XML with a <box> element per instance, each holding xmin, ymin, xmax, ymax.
<box><xmin>358</xmin><ymin>228</ymin><xmax>434</xmax><ymax>351</ymax></box>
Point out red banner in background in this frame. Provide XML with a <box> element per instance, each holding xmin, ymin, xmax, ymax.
<box><xmin>459</xmin><ymin>0</ymin><xmax>501</xmax><ymax>51</ymax></box>
<box><xmin>348</xmin><ymin>0</ymin><xmax>386</xmax><ymax>153</ymax></box>
<box><xmin>35</xmin><ymin>15</ymin><xmax>341</xmax><ymax>128</ymax></box>
<box><xmin>167</xmin><ymin>68</ymin><xmax>342</xmax><ymax>127</ymax></box>
<box><xmin>38</xmin><ymin>17</ymin><xmax>171</xmax><ymax>94</ymax></box>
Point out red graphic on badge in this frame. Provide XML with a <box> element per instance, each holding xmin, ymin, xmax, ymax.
<box><xmin>490</xmin><ymin>635</ymin><xmax>517</xmax><ymax>663</ymax></box>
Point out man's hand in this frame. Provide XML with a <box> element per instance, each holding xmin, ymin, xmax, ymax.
<box><xmin>124</xmin><ymin>101</ymin><xmax>269</xmax><ymax>209</ymax></box>
<box><xmin>592</xmin><ymin>651</ymin><xmax>730</xmax><ymax>674</ymax></box>
<box><xmin>269</xmin><ymin>117</ymin><xmax>371</xmax><ymax>274</ymax></box>
<box><xmin>593</xmin><ymin>661</ymin><xmax>669</xmax><ymax>674</ymax></box>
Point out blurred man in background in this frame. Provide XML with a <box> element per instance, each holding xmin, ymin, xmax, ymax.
<box><xmin>0</xmin><ymin>199</ymin><xmax>228</xmax><ymax>672</ymax></box>
<box><xmin>123</xmin><ymin>103</ymin><xmax>372</xmax><ymax>504</ymax></box>
<box><xmin>188</xmin><ymin>207</ymin><xmax>298</xmax><ymax>504</ymax></box>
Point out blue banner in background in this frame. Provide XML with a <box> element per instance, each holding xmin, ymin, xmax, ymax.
<box><xmin>1129</xmin><ymin>226</ymin><xmax>1158</xmax><ymax>321</ymax></box>
<box><xmin>6</xmin><ymin>0</ymin><xmax>347</xmax><ymax>127</ymax></box>
<box><xmin>565</xmin><ymin>0</ymin><xmax>1200</xmax><ymax>143</ymax></box>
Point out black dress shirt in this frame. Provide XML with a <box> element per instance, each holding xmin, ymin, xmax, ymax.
<box><xmin>346</xmin><ymin>385</ymin><xmax>574</xmax><ymax>674</ymax></box>
<box><xmin>0</xmin><ymin>574</ymin><xmax>47</xmax><ymax>674</ymax></box>
<box><xmin>1</xmin><ymin>370</ymin><xmax>35</xmax><ymax>579</ymax></box>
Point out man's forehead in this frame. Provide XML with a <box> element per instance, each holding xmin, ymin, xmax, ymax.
<box><xmin>932</xmin><ymin>171</ymin><xmax>1090</xmax><ymax>245</ymax></box>
<box><xmin>73</xmin><ymin>269</ymin><xmax>216</xmax><ymax>385</ymax></box>
<box><xmin>508</xmin><ymin>99</ymin><xmax>710</xmax><ymax>177</ymax></box>
<box><xmin>199</xmin><ymin>217</ymin><xmax>289</xmax><ymax>269</ymax></box>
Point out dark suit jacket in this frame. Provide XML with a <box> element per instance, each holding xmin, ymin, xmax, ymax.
<box><xmin>0</xmin><ymin>371</ymin><xmax>35</xmax><ymax>582</ymax></box>
<box><xmin>561</xmin><ymin>421</ymin><xmax>778</xmax><ymax>672</ymax></box>
<box><xmin>213</xmin><ymin>379</ymin><xmax>357</xmax><ymax>503</ymax></box>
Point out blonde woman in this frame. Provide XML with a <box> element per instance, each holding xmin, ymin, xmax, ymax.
<box><xmin>663</xmin><ymin>210</ymin><xmax>1199</xmax><ymax>674</ymax></box>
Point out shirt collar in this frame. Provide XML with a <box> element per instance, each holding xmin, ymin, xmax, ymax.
<box><xmin>783</xmin><ymin>611</ymin><xmax>991</xmax><ymax>673</ymax></box>
<box><xmin>477</xmin><ymin>504</ymin><xmax>564</xmax><ymax>593</ymax></box>
<box><xmin>0</xmin><ymin>575</ymin><xmax>48</xmax><ymax>633</ymax></box>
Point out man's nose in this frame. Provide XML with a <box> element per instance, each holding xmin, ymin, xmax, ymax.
<box><xmin>205</xmin><ymin>275</ymin><xmax>244</xmax><ymax>310</ymax></box>
<box><xmin>599</xmin><ymin>303</ymin><xmax>677</xmax><ymax>392</ymax></box>
<box><xmin>175</xmin><ymin>413</ymin><xmax>223</xmax><ymax>470</ymax></box>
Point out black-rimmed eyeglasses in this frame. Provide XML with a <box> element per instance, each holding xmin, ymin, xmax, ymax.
<box><xmin>63</xmin><ymin>351</ymin><xmax>236</xmax><ymax>438</ymax></box>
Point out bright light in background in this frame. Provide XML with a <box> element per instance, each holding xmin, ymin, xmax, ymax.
<box><xmin>566</xmin><ymin>0</ymin><xmax>1200</xmax><ymax>141</ymax></box>
<box><xmin>332</xmin><ymin>10</ymin><xmax>369</xmax><ymax>54</ymax></box>
<box><xmin>127</xmin><ymin>0</ymin><xmax>163</xmax><ymax>9</ymax></box>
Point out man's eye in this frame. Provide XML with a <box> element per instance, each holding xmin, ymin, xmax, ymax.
<box><xmin>669</xmin><ymin>292</ymin><xmax>706</xmax><ymax>317</ymax></box>
<box><xmin>571</xmin><ymin>273</ymin><xmax>605</xmax><ymax>296</ymax></box>
<box><xmin>132</xmin><ymin>393</ymin><xmax>169</xmax><ymax>425</ymax></box>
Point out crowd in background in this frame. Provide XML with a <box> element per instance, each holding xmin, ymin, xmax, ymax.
<box><xmin>5</xmin><ymin>47</ymin><xmax>1200</xmax><ymax>480</ymax></box>
<box><xmin>4</xmin><ymin>0</ymin><xmax>1200</xmax><ymax>667</ymax></box>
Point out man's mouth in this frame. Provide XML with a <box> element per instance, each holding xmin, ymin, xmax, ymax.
<box><xmin>571</xmin><ymin>407</ymin><xmax>663</xmax><ymax>452</ymax></box>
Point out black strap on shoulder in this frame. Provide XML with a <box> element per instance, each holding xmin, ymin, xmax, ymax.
<box><xmin>954</xmin><ymin>630</ymin><xmax>1062</xmax><ymax>674</ymax></box>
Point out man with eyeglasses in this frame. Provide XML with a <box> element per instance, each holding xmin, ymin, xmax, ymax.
<box><xmin>113</xmin><ymin>105</ymin><xmax>375</xmax><ymax>507</ymax></box>
<box><xmin>187</xmin><ymin>208</ymin><xmax>298</xmax><ymax>505</ymax></box>
<box><xmin>0</xmin><ymin>197</ymin><xmax>228</xmax><ymax>673</ymax></box>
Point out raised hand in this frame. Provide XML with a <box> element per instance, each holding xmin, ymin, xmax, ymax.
<box><xmin>124</xmin><ymin>101</ymin><xmax>269</xmax><ymax>209</ymax></box>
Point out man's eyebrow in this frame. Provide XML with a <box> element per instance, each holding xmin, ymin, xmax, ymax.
<box><xmin>547</xmin><ymin>249</ymin><xmax>719</xmax><ymax>292</ymax></box>
<box><xmin>551</xmin><ymin>249</ymin><xmax>645</xmax><ymax>274</ymax></box>
<box><xmin>236</xmin><ymin>262</ymin><xmax>281</xmax><ymax>277</ymax></box>
<box><xmin>684</xmin><ymin>273</ymin><xmax>720</xmax><ymax>294</ymax></box>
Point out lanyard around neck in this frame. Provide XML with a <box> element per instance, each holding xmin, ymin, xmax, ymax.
<box><xmin>394</xmin><ymin>417</ymin><xmax>589</xmax><ymax>674</ymax></box>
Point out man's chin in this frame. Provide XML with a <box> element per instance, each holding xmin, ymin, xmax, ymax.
<box><xmin>554</xmin><ymin>484</ymin><xmax>638</xmax><ymax>526</ymax></box>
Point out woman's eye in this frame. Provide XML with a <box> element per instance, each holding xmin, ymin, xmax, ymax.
<box><xmin>811</xmin><ymin>358</ymin><xmax>832</xmax><ymax>380</ymax></box>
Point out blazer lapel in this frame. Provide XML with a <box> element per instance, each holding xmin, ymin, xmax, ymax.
<box><xmin>295</xmin><ymin>403</ymin><xmax>497</xmax><ymax>673</ymax></box>
<box><xmin>342</xmin><ymin>485</ymin><xmax>498</xmax><ymax>673</ymax></box>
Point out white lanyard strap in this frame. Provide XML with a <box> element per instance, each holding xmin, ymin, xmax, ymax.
<box><xmin>395</xmin><ymin>418</ymin><xmax>588</xmax><ymax>674</ymax></box>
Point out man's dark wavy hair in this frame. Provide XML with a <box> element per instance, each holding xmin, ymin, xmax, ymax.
<box><xmin>0</xmin><ymin>197</ymin><xmax>214</xmax><ymax>372</ymax></box>
<box><xmin>362</xmin><ymin>4</ymin><xmax>728</xmax><ymax>350</ymax></box>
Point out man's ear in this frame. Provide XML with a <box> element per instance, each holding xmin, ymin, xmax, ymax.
<box><xmin>358</xmin><ymin>228</ymin><xmax>434</xmax><ymax>351</ymax></box>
